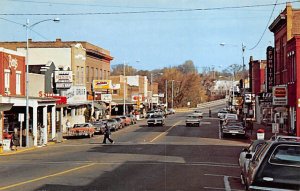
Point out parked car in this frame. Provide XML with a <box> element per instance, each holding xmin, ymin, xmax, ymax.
<box><xmin>239</xmin><ymin>140</ymin><xmax>266</xmax><ymax>184</ymax></box>
<box><xmin>102</xmin><ymin>119</ymin><xmax>117</xmax><ymax>131</ymax></box>
<box><xmin>217</xmin><ymin>109</ymin><xmax>228</xmax><ymax>118</ymax></box>
<box><xmin>168</xmin><ymin>108</ymin><xmax>176</xmax><ymax>114</ymax></box>
<box><xmin>186</xmin><ymin>114</ymin><xmax>202</xmax><ymax>127</ymax></box>
<box><xmin>113</xmin><ymin>117</ymin><xmax>123</xmax><ymax>129</ymax></box>
<box><xmin>243</xmin><ymin>136</ymin><xmax>300</xmax><ymax>190</ymax></box>
<box><xmin>126</xmin><ymin>114</ymin><xmax>137</xmax><ymax>124</ymax></box>
<box><xmin>68</xmin><ymin>123</ymin><xmax>95</xmax><ymax>138</ymax></box>
<box><xmin>120</xmin><ymin>116</ymin><xmax>131</xmax><ymax>126</ymax></box>
<box><xmin>221</xmin><ymin>121</ymin><xmax>246</xmax><ymax>138</ymax></box>
<box><xmin>224</xmin><ymin>113</ymin><xmax>238</xmax><ymax>121</ymax></box>
<box><xmin>92</xmin><ymin>120</ymin><xmax>106</xmax><ymax>134</ymax></box>
<box><xmin>114</xmin><ymin>117</ymin><xmax>125</xmax><ymax>129</ymax></box>
<box><xmin>147</xmin><ymin>114</ymin><xmax>165</xmax><ymax>126</ymax></box>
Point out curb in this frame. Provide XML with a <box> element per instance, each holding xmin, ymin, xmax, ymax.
<box><xmin>0</xmin><ymin>141</ymin><xmax>56</xmax><ymax>156</ymax></box>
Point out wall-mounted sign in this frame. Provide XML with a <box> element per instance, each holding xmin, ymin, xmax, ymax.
<box><xmin>93</xmin><ymin>80</ymin><xmax>112</xmax><ymax>89</ymax></box>
<box><xmin>101</xmin><ymin>94</ymin><xmax>112</xmax><ymax>102</ymax></box>
<box><xmin>272</xmin><ymin>86</ymin><xmax>287</xmax><ymax>106</ymax></box>
<box><xmin>233</xmin><ymin>96</ymin><xmax>243</xmax><ymax>106</ymax></box>
<box><xmin>8</xmin><ymin>55</ymin><xmax>18</xmax><ymax>70</ymax></box>
<box><xmin>132</xmin><ymin>95</ymin><xmax>143</xmax><ymax>102</ymax></box>
<box><xmin>111</xmin><ymin>84</ymin><xmax>120</xmax><ymax>90</ymax></box>
<box><xmin>266</xmin><ymin>46</ymin><xmax>274</xmax><ymax>92</ymax></box>
<box><xmin>245</xmin><ymin>93</ymin><xmax>255</xmax><ymax>103</ymax></box>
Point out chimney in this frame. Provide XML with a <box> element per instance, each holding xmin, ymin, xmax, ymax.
<box><xmin>56</xmin><ymin>38</ymin><xmax>62</xmax><ymax>42</ymax></box>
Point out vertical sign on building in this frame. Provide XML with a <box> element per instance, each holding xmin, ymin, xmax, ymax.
<box><xmin>266</xmin><ymin>46</ymin><xmax>274</xmax><ymax>92</ymax></box>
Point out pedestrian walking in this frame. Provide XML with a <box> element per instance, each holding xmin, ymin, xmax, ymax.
<box><xmin>66</xmin><ymin>119</ymin><xmax>71</xmax><ymax>132</ymax></box>
<box><xmin>38</xmin><ymin>124</ymin><xmax>46</xmax><ymax>147</ymax></box>
<box><xmin>102</xmin><ymin>124</ymin><xmax>114</xmax><ymax>144</ymax></box>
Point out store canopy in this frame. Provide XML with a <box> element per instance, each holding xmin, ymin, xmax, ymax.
<box><xmin>93</xmin><ymin>102</ymin><xmax>106</xmax><ymax>110</ymax></box>
<box><xmin>0</xmin><ymin>103</ymin><xmax>14</xmax><ymax>111</ymax></box>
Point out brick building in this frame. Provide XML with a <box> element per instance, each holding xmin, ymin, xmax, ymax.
<box><xmin>0</xmin><ymin>39</ymin><xmax>113</xmax><ymax>97</ymax></box>
<box><xmin>269</xmin><ymin>3</ymin><xmax>300</xmax><ymax>136</ymax></box>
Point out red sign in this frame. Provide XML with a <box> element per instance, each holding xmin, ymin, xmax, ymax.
<box><xmin>52</xmin><ymin>96</ymin><xmax>67</xmax><ymax>105</ymax></box>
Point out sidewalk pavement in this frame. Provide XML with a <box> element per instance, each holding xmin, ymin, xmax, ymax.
<box><xmin>0</xmin><ymin>141</ymin><xmax>57</xmax><ymax>156</ymax></box>
<box><xmin>246</xmin><ymin>121</ymin><xmax>288</xmax><ymax>141</ymax></box>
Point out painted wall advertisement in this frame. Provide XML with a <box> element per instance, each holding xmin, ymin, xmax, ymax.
<box><xmin>63</xmin><ymin>86</ymin><xmax>87</xmax><ymax>103</ymax></box>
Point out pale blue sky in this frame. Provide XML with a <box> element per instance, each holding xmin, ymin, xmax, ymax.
<box><xmin>0</xmin><ymin>0</ymin><xmax>299</xmax><ymax>72</ymax></box>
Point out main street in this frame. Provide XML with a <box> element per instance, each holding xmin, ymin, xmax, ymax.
<box><xmin>0</xmin><ymin>103</ymin><xmax>249</xmax><ymax>191</ymax></box>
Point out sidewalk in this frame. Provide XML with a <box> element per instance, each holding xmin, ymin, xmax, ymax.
<box><xmin>246</xmin><ymin>121</ymin><xmax>288</xmax><ymax>141</ymax></box>
<box><xmin>0</xmin><ymin>141</ymin><xmax>57</xmax><ymax>156</ymax></box>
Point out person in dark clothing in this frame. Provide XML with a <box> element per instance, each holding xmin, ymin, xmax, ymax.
<box><xmin>102</xmin><ymin>124</ymin><xmax>114</xmax><ymax>144</ymax></box>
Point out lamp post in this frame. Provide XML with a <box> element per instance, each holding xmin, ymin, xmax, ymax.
<box><xmin>123</xmin><ymin>61</ymin><xmax>126</xmax><ymax>116</ymax></box>
<box><xmin>25</xmin><ymin>18</ymin><xmax>60</xmax><ymax>147</ymax></box>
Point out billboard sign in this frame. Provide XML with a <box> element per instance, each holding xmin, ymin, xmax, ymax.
<box><xmin>93</xmin><ymin>80</ymin><xmax>112</xmax><ymax>89</ymax></box>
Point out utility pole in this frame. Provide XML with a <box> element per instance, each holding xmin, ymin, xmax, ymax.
<box><xmin>165</xmin><ymin>80</ymin><xmax>168</xmax><ymax>109</ymax></box>
<box><xmin>171</xmin><ymin>80</ymin><xmax>174</xmax><ymax>108</ymax></box>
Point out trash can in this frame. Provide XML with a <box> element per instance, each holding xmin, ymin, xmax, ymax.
<box><xmin>257</xmin><ymin>128</ymin><xmax>265</xmax><ymax>140</ymax></box>
<box><xmin>2</xmin><ymin>139</ymin><xmax>11</xmax><ymax>151</ymax></box>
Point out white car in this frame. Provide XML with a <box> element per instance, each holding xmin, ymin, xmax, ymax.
<box><xmin>186</xmin><ymin>113</ymin><xmax>202</xmax><ymax>127</ymax></box>
<box><xmin>239</xmin><ymin>139</ymin><xmax>266</xmax><ymax>184</ymax></box>
<box><xmin>217</xmin><ymin>109</ymin><xmax>228</xmax><ymax>118</ymax></box>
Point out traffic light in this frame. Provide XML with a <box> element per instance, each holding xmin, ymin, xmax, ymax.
<box><xmin>239</xmin><ymin>79</ymin><xmax>243</xmax><ymax>89</ymax></box>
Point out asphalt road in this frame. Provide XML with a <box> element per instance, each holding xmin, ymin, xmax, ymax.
<box><xmin>0</xmin><ymin>103</ymin><xmax>250</xmax><ymax>191</ymax></box>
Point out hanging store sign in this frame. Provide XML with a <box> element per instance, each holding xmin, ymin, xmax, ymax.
<box><xmin>93</xmin><ymin>80</ymin><xmax>112</xmax><ymax>89</ymax></box>
<box><xmin>54</xmin><ymin>70</ymin><xmax>73</xmax><ymax>83</ymax></box>
<box><xmin>54</xmin><ymin>70</ymin><xmax>73</xmax><ymax>89</ymax></box>
<box><xmin>272</xmin><ymin>86</ymin><xmax>287</xmax><ymax>106</ymax></box>
<box><xmin>245</xmin><ymin>93</ymin><xmax>255</xmax><ymax>103</ymax></box>
<box><xmin>266</xmin><ymin>46</ymin><xmax>274</xmax><ymax>92</ymax></box>
<box><xmin>101</xmin><ymin>94</ymin><xmax>112</xmax><ymax>102</ymax></box>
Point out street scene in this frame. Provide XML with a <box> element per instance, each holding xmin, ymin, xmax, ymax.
<box><xmin>1</xmin><ymin>1</ymin><xmax>300</xmax><ymax>191</ymax></box>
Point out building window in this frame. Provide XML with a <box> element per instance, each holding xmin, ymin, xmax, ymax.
<box><xmin>91</xmin><ymin>67</ymin><xmax>94</xmax><ymax>82</ymax></box>
<box><xmin>95</xmin><ymin>68</ymin><xmax>98</xmax><ymax>80</ymax></box>
<box><xmin>16</xmin><ymin>72</ymin><xmax>21</xmax><ymax>95</ymax></box>
<box><xmin>81</xmin><ymin>67</ymin><xmax>84</xmax><ymax>84</ymax></box>
<box><xmin>100</xmin><ymin>69</ymin><xmax>103</xmax><ymax>80</ymax></box>
<box><xmin>4</xmin><ymin>69</ymin><xmax>10</xmax><ymax>93</ymax></box>
<box><xmin>104</xmin><ymin>70</ymin><xmax>106</xmax><ymax>79</ymax></box>
<box><xmin>76</xmin><ymin>66</ymin><xmax>80</xmax><ymax>84</ymax></box>
<box><xmin>86</xmin><ymin>66</ymin><xmax>89</xmax><ymax>83</ymax></box>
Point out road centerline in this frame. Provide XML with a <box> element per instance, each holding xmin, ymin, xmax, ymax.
<box><xmin>149</xmin><ymin>120</ymin><xmax>182</xmax><ymax>143</ymax></box>
<box><xmin>0</xmin><ymin>163</ymin><xmax>95</xmax><ymax>190</ymax></box>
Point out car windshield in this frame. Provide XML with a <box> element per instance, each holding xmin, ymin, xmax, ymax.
<box><xmin>74</xmin><ymin>124</ymin><xmax>90</xmax><ymax>128</ymax></box>
<box><xmin>187</xmin><ymin>116</ymin><xmax>198</xmax><ymax>119</ymax></box>
<box><xmin>151</xmin><ymin>115</ymin><xmax>162</xmax><ymax>118</ymax></box>
<box><xmin>269</xmin><ymin>145</ymin><xmax>300</xmax><ymax>166</ymax></box>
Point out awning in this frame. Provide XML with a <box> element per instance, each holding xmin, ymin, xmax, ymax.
<box><xmin>0</xmin><ymin>103</ymin><xmax>14</xmax><ymax>111</ymax></box>
<box><xmin>94</xmin><ymin>102</ymin><xmax>106</xmax><ymax>110</ymax></box>
<box><xmin>112</xmin><ymin>99</ymin><xmax>135</xmax><ymax>105</ymax></box>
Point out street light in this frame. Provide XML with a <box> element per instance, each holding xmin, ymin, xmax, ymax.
<box><xmin>220</xmin><ymin>42</ymin><xmax>246</xmax><ymax>113</ymax></box>
<box><xmin>123</xmin><ymin>61</ymin><xmax>126</xmax><ymax>116</ymax></box>
<box><xmin>25</xmin><ymin>18</ymin><xmax>60</xmax><ymax>147</ymax></box>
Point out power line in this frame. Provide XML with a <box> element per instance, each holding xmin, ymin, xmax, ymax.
<box><xmin>249</xmin><ymin>0</ymin><xmax>279</xmax><ymax>50</ymax></box>
<box><xmin>0</xmin><ymin>17</ymin><xmax>23</xmax><ymax>26</ymax></box>
<box><xmin>6</xmin><ymin>0</ymin><xmax>175</xmax><ymax>10</ymax></box>
<box><xmin>1</xmin><ymin>1</ymin><xmax>300</xmax><ymax>16</ymax></box>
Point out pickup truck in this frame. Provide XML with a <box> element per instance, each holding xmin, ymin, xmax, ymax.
<box><xmin>186</xmin><ymin>113</ymin><xmax>203</xmax><ymax>127</ymax></box>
